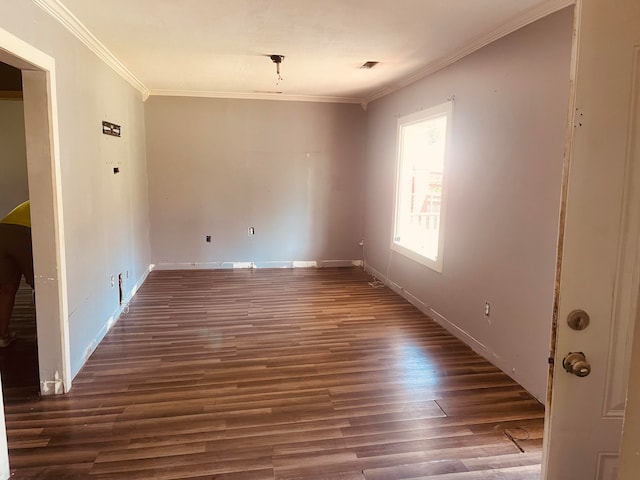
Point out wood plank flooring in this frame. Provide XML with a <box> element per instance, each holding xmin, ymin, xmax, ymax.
<box><xmin>3</xmin><ymin>268</ymin><xmax>545</xmax><ymax>479</ymax></box>
<box><xmin>0</xmin><ymin>279</ymin><xmax>39</xmax><ymax>394</ymax></box>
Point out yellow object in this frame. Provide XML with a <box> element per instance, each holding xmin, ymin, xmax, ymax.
<box><xmin>1</xmin><ymin>200</ymin><xmax>31</xmax><ymax>228</ymax></box>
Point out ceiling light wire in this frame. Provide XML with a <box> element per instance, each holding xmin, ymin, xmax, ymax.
<box><xmin>270</xmin><ymin>54</ymin><xmax>284</xmax><ymax>85</ymax></box>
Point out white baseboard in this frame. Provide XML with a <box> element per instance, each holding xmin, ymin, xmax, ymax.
<box><xmin>426</xmin><ymin>306</ymin><xmax>489</xmax><ymax>356</ymax></box>
<box><xmin>364</xmin><ymin>264</ymin><xmax>489</xmax><ymax>357</ymax></box>
<box><xmin>150</xmin><ymin>260</ymin><xmax>363</xmax><ymax>270</ymax></box>
<box><xmin>82</xmin><ymin>264</ymin><xmax>152</xmax><ymax>364</ymax></box>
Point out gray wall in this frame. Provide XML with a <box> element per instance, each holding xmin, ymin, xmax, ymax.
<box><xmin>363</xmin><ymin>8</ymin><xmax>574</xmax><ymax>402</ymax></box>
<box><xmin>0</xmin><ymin>1</ymin><xmax>151</xmax><ymax>378</ymax></box>
<box><xmin>145</xmin><ymin>97</ymin><xmax>365</xmax><ymax>268</ymax></box>
<box><xmin>0</xmin><ymin>100</ymin><xmax>28</xmax><ymax>216</ymax></box>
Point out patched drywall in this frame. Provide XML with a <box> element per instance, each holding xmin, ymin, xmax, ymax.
<box><xmin>363</xmin><ymin>8</ymin><xmax>574</xmax><ymax>402</ymax></box>
<box><xmin>145</xmin><ymin>97</ymin><xmax>365</xmax><ymax>268</ymax></box>
<box><xmin>0</xmin><ymin>100</ymin><xmax>28</xmax><ymax>216</ymax></box>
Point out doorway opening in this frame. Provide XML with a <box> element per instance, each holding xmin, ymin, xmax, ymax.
<box><xmin>0</xmin><ymin>61</ymin><xmax>39</xmax><ymax>398</ymax></box>
<box><xmin>0</xmin><ymin>26</ymin><xmax>71</xmax><ymax>397</ymax></box>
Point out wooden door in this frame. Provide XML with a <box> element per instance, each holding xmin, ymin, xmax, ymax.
<box><xmin>543</xmin><ymin>1</ymin><xmax>640</xmax><ymax>478</ymax></box>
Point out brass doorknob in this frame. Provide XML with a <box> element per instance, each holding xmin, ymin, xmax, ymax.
<box><xmin>562</xmin><ymin>352</ymin><xmax>591</xmax><ymax>377</ymax></box>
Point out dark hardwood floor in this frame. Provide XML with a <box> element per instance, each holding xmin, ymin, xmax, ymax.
<box><xmin>3</xmin><ymin>268</ymin><xmax>545</xmax><ymax>479</ymax></box>
<box><xmin>0</xmin><ymin>280</ymin><xmax>39</xmax><ymax>396</ymax></box>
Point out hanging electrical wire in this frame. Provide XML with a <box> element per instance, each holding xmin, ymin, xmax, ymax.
<box><xmin>270</xmin><ymin>55</ymin><xmax>284</xmax><ymax>85</ymax></box>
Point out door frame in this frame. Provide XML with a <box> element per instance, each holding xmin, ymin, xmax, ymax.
<box><xmin>0</xmin><ymin>27</ymin><xmax>71</xmax><ymax>395</ymax></box>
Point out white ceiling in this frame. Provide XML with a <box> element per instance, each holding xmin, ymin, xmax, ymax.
<box><xmin>43</xmin><ymin>0</ymin><xmax>572</xmax><ymax>104</ymax></box>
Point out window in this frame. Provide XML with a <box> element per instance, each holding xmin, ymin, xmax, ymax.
<box><xmin>392</xmin><ymin>101</ymin><xmax>452</xmax><ymax>272</ymax></box>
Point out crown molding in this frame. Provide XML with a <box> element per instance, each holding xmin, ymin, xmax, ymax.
<box><xmin>365</xmin><ymin>0</ymin><xmax>576</xmax><ymax>104</ymax></box>
<box><xmin>33</xmin><ymin>0</ymin><xmax>572</xmax><ymax>106</ymax></box>
<box><xmin>148</xmin><ymin>89</ymin><xmax>365</xmax><ymax>106</ymax></box>
<box><xmin>33</xmin><ymin>0</ymin><xmax>149</xmax><ymax>100</ymax></box>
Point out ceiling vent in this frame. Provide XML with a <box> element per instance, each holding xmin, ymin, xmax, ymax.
<box><xmin>359</xmin><ymin>61</ymin><xmax>379</xmax><ymax>69</ymax></box>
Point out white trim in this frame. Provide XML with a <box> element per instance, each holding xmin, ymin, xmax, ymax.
<box><xmin>150</xmin><ymin>260</ymin><xmax>363</xmax><ymax>270</ymax></box>
<box><xmin>24</xmin><ymin>70</ymin><xmax>71</xmax><ymax>394</ymax></box>
<box><xmin>148</xmin><ymin>89</ymin><xmax>364</xmax><ymax>105</ymax></box>
<box><xmin>292</xmin><ymin>261</ymin><xmax>318</xmax><ymax>268</ymax></box>
<box><xmin>391</xmin><ymin>101</ymin><xmax>453</xmax><ymax>273</ymax></box>
<box><xmin>427</xmin><ymin>307</ymin><xmax>490</xmax><ymax>357</ymax></box>
<box><xmin>541</xmin><ymin>1</ymin><xmax>582</xmax><ymax>475</ymax></box>
<box><xmin>0</xmin><ymin>27</ymin><xmax>71</xmax><ymax>393</ymax></box>
<box><xmin>363</xmin><ymin>264</ymin><xmax>534</xmax><ymax>400</ymax></box>
<box><xmin>365</xmin><ymin>0</ymin><xmax>576</xmax><ymax>104</ymax></box>
<box><xmin>0</xmin><ymin>29</ymin><xmax>54</xmax><ymax>70</ymax></box>
<box><xmin>82</xmin><ymin>265</ymin><xmax>151</xmax><ymax>365</ymax></box>
<box><xmin>320</xmin><ymin>260</ymin><xmax>363</xmax><ymax>268</ymax></box>
<box><xmin>232</xmin><ymin>262</ymin><xmax>254</xmax><ymax>269</ymax></box>
<box><xmin>32</xmin><ymin>0</ymin><xmax>149</xmax><ymax>100</ymax></box>
<box><xmin>364</xmin><ymin>264</ymin><xmax>490</xmax><ymax>357</ymax></box>
<box><xmin>31</xmin><ymin>0</ymin><xmax>572</xmax><ymax>106</ymax></box>
<box><xmin>151</xmin><ymin>262</ymin><xmax>225</xmax><ymax>270</ymax></box>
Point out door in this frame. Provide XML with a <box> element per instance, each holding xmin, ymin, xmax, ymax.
<box><xmin>543</xmin><ymin>0</ymin><xmax>640</xmax><ymax>478</ymax></box>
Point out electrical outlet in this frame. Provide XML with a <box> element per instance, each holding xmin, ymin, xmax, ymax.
<box><xmin>110</xmin><ymin>275</ymin><xmax>115</xmax><ymax>287</ymax></box>
<box><xmin>484</xmin><ymin>302</ymin><xmax>490</xmax><ymax>316</ymax></box>
<box><xmin>205</xmin><ymin>235</ymin><xmax>212</xmax><ymax>243</ymax></box>
<box><xmin>358</xmin><ymin>240</ymin><xmax>365</xmax><ymax>246</ymax></box>
<box><xmin>248</xmin><ymin>227</ymin><xmax>255</xmax><ymax>236</ymax></box>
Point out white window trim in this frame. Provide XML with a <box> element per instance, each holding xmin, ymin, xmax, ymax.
<box><xmin>391</xmin><ymin>101</ymin><xmax>453</xmax><ymax>273</ymax></box>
